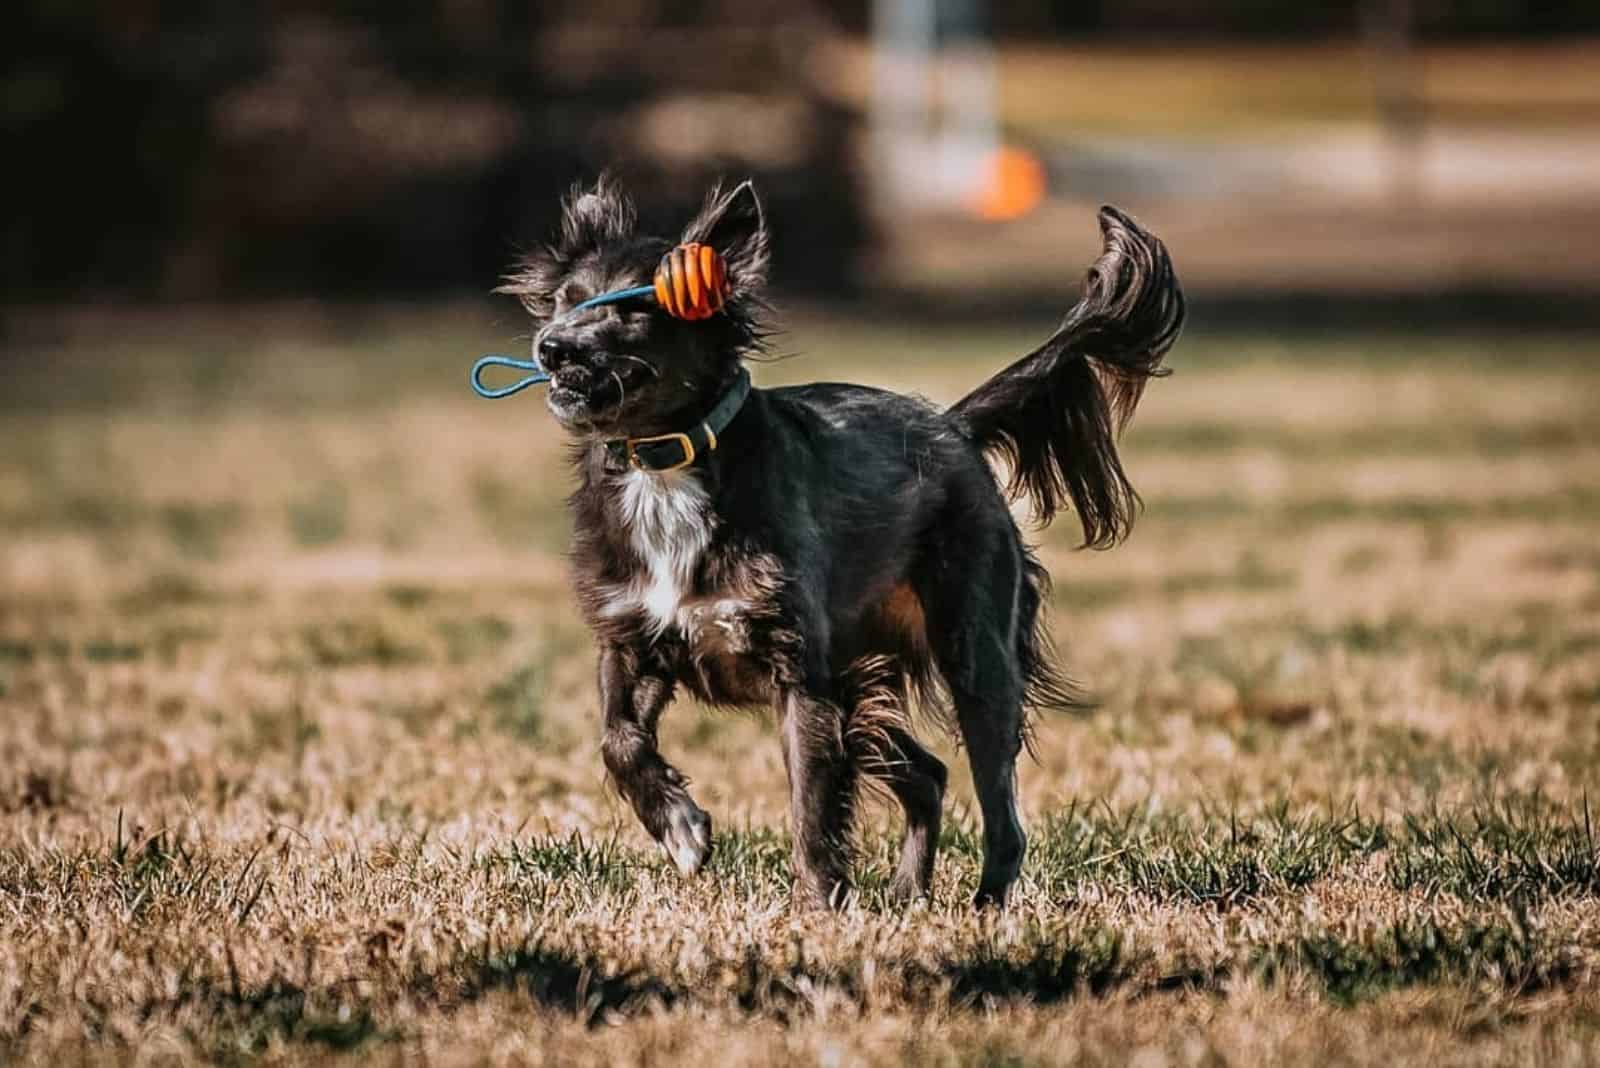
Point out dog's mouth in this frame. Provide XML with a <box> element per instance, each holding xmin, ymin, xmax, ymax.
<box><xmin>545</xmin><ymin>360</ymin><xmax>648</xmax><ymax>430</ymax></box>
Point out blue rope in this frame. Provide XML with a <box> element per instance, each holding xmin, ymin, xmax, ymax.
<box><xmin>471</xmin><ymin>285</ymin><xmax>659</xmax><ymax>399</ymax></box>
<box><xmin>575</xmin><ymin>285</ymin><xmax>657</xmax><ymax>310</ymax></box>
<box><xmin>470</xmin><ymin>354</ymin><xmax>548</xmax><ymax>398</ymax></box>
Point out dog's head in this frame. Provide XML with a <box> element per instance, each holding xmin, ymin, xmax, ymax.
<box><xmin>498</xmin><ymin>175</ymin><xmax>770</xmax><ymax>436</ymax></box>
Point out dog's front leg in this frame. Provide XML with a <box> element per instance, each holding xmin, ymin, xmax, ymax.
<box><xmin>778</xmin><ymin>687</ymin><xmax>856</xmax><ymax>910</ymax></box>
<box><xmin>597</xmin><ymin>642</ymin><xmax>712</xmax><ymax>875</ymax></box>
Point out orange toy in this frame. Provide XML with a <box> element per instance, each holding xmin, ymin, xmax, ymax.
<box><xmin>654</xmin><ymin>242</ymin><xmax>731</xmax><ymax>320</ymax></box>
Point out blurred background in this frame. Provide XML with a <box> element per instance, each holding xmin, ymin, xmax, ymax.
<box><xmin>6</xmin><ymin>1</ymin><xmax>1600</xmax><ymax>312</ymax></box>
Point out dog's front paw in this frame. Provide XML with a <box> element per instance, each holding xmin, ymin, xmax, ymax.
<box><xmin>660</xmin><ymin>800</ymin><xmax>713</xmax><ymax>876</ymax></box>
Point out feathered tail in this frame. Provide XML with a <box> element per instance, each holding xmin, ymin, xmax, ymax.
<box><xmin>948</xmin><ymin>205</ymin><xmax>1185</xmax><ymax>548</ymax></box>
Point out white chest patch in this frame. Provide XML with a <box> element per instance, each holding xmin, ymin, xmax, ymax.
<box><xmin>601</xmin><ymin>468</ymin><xmax>714</xmax><ymax>634</ymax></box>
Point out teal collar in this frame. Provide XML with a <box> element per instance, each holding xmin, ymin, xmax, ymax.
<box><xmin>604</xmin><ymin>367</ymin><xmax>751</xmax><ymax>473</ymax></box>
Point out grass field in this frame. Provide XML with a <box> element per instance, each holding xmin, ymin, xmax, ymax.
<box><xmin>2</xmin><ymin>304</ymin><xmax>1599</xmax><ymax>1065</ymax></box>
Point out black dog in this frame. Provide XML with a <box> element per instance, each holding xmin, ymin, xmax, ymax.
<box><xmin>498</xmin><ymin>177</ymin><xmax>1183</xmax><ymax>908</ymax></box>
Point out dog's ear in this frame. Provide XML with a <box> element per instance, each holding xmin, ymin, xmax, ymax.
<box><xmin>494</xmin><ymin>248</ymin><xmax>561</xmax><ymax>318</ymax></box>
<box><xmin>559</xmin><ymin>173</ymin><xmax>637</xmax><ymax>254</ymax></box>
<box><xmin>681</xmin><ymin>180</ymin><xmax>770</xmax><ymax>294</ymax></box>
<box><xmin>496</xmin><ymin>175</ymin><xmax>637</xmax><ymax>317</ymax></box>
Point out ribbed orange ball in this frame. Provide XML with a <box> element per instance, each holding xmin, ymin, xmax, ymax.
<box><xmin>655</xmin><ymin>242</ymin><xmax>731</xmax><ymax>320</ymax></box>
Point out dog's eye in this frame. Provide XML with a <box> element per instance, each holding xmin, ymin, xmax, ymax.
<box><xmin>554</xmin><ymin>283</ymin><xmax>589</xmax><ymax>310</ymax></box>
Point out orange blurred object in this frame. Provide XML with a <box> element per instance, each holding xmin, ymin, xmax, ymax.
<box><xmin>970</xmin><ymin>146</ymin><xmax>1047</xmax><ymax>222</ymax></box>
<box><xmin>655</xmin><ymin>242</ymin><xmax>730</xmax><ymax>320</ymax></box>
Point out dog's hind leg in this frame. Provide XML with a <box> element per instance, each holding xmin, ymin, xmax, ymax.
<box><xmin>955</xmin><ymin>683</ymin><xmax>1026</xmax><ymax>908</ymax></box>
<box><xmin>597</xmin><ymin>642</ymin><xmax>712</xmax><ymax>876</ymax></box>
<box><xmin>857</xmin><ymin>722</ymin><xmax>946</xmax><ymax>901</ymax></box>
<box><xmin>842</xmin><ymin>660</ymin><xmax>947</xmax><ymax>901</ymax></box>
<box><xmin>923</xmin><ymin>534</ymin><xmax>1030</xmax><ymax>907</ymax></box>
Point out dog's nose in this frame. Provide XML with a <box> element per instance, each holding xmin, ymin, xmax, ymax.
<box><xmin>537</xmin><ymin>335</ymin><xmax>578</xmax><ymax>370</ymax></box>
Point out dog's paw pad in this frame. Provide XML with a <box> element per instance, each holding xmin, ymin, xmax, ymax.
<box><xmin>661</xmin><ymin>803</ymin><xmax>712</xmax><ymax>876</ymax></box>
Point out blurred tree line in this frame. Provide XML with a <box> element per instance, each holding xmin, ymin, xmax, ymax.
<box><xmin>5</xmin><ymin>1</ymin><xmax>863</xmax><ymax>300</ymax></box>
<box><xmin>5</xmin><ymin>1</ymin><xmax>1594</xmax><ymax>301</ymax></box>
<box><xmin>823</xmin><ymin>0</ymin><xmax>1600</xmax><ymax>36</ymax></box>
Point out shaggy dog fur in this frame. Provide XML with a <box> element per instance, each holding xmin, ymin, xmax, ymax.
<box><xmin>498</xmin><ymin>177</ymin><xmax>1184</xmax><ymax>908</ymax></box>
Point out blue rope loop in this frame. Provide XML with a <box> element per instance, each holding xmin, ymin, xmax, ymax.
<box><xmin>471</xmin><ymin>354</ymin><xmax>549</xmax><ymax>399</ymax></box>
<box><xmin>471</xmin><ymin>285</ymin><xmax>660</xmax><ymax>400</ymax></box>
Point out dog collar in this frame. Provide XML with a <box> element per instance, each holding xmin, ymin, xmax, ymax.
<box><xmin>604</xmin><ymin>367</ymin><xmax>751</xmax><ymax>473</ymax></box>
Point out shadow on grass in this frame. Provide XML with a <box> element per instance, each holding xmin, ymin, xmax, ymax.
<box><xmin>452</xmin><ymin>928</ymin><xmax>1136</xmax><ymax>1025</ymax></box>
<box><xmin>367</xmin><ymin>918</ymin><xmax>1576</xmax><ymax>1030</ymax></box>
<box><xmin>54</xmin><ymin>910</ymin><xmax>1577</xmax><ymax>1063</ymax></box>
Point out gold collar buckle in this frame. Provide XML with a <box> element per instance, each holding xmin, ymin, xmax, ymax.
<box><xmin>626</xmin><ymin>431</ymin><xmax>696</xmax><ymax>472</ymax></box>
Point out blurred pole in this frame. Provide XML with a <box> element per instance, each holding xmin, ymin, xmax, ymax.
<box><xmin>934</xmin><ymin>0</ymin><xmax>999</xmax><ymax>206</ymax></box>
<box><xmin>870</xmin><ymin>0</ymin><xmax>1000</xmax><ymax>213</ymax></box>
<box><xmin>1364</xmin><ymin>0</ymin><xmax>1424</xmax><ymax>209</ymax></box>
<box><xmin>872</xmin><ymin>0</ymin><xmax>935</xmax><ymax>210</ymax></box>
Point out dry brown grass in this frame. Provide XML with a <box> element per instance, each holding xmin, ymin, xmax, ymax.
<box><xmin>2</xmin><ymin>304</ymin><xmax>1599</xmax><ymax>1065</ymax></box>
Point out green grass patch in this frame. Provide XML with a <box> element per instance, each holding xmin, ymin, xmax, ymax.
<box><xmin>1257</xmin><ymin>915</ymin><xmax>1576</xmax><ymax>1004</ymax></box>
<box><xmin>286</xmin><ymin>482</ymin><xmax>349</xmax><ymax>547</ymax></box>
<box><xmin>1388</xmin><ymin>796</ymin><xmax>1600</xmax><ymax>904</ymax></box>
<box><xmin>485</xmin><ymin>832</ymin><xmax>645</xmax><ymax>897</ymax></box>
<box><xmin>485</xmin><ymin>662</ymin><xmax>548</xmax><ymax>741</ymax></box>
<box><xmin>436</xmin><ymin>615</ymin><xmax>514</xmax><ymax>664</ymax></box>
<box><xmin>1128</xmin><ymin>419</ymin><xmax>1597</xmax><ymax>459</ymax></box>
<box><xmin>299</xmin><ymin>620</ymin><xmax>426</xmax><ymax>668</ymax></box>
<box><xmin>1143</xmin><ymin>487</ymin><xmax>1600</xmax><ymax>528</ymax></box>
<box><xmin>1027</xmin><ymin>802</ymin><xmax>1383</xmax><ymax>907</ymax></box>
